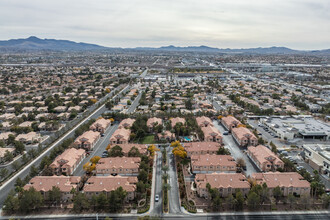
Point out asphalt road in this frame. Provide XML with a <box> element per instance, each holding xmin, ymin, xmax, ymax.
<box><xmin>73</xmin><ymin>124</ymin><xmax>119</xmax><ymax>176</ymax></box>
<box><xmin>167</xmin><ymin>146</ymin><xmax>182</xmax><ymax>214</ymax></box>
<box><xmin>139</xmin><ymin>69</ymin><xmax>148</xmax><ymax>78</ymax></box>
<box><xmin>1</xmin><ymin>211</ymin><xmax>329</xmax><ymax>220</ymax></box>
<box><xmin>213</xmin><ymin>120</ymin><xmax>258</xmax><ymax>177</ymax></box>
<box><xmin>150</xmin><ymin>151</ymin><xmax>163</xmax><ymax>216</ymax></box>
<box><xmin>0</xmin><ymin>85</ymin><xmax>130</xmax><ymax>208</ymax></box>
<box><xmin>126</xmin><ymin>92</ymin><xmax>142</xmax><ymax>114</ymax></box>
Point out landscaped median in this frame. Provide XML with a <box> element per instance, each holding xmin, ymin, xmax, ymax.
<box><xmin>162</xmin><ymin>148</ymin><xmax>169</xmax><ymax>213</ymax></box>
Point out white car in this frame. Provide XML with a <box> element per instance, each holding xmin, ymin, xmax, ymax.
<box><xmin>155</xmin><ymin>195</ymin><xmax>159</xmax><ymax>202</ymax></box>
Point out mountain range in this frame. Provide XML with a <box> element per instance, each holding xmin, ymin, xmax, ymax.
<box><xmin>0</xmin><ymin>36</ymin><xmax>329</xmax><ymax>54</ymax></box>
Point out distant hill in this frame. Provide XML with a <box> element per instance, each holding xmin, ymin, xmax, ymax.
<box><xmin>0</xmin><ymin>36</ymin><xmax>106</xmax><ymax>51</ymax></box>
<box><xmin>0</xmin><ymin>36</ymin><xmax>329</xmax><ymax>54</ymax></box>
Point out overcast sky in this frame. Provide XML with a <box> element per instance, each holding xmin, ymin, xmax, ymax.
<box><xmin>0</xmin><ymin>0</ymin><xmax>329</xmax><ymax>49</ymax></box>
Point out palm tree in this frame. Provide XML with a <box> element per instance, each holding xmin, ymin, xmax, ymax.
<box><xmin>162</xmin><ymin>183</ymin><xmax>171</xmax><ymax>191</ymax></box>
<box><xmin>162</xmin><ymin>174</ymin><xmax>169</xmax><ymax>182</ymax></box>
<box><xmin>162</xmin><ymin>165</ymin><xmax>169</xmax><ymax>173</ymax></box>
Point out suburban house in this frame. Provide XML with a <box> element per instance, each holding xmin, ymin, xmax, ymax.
<box><xmin>50</xmin><ymin>148</ymin><xmax>86</xmax><ymax>176</ymax></box>
<box><xmin>83</xmin><ymin>176</ymin><xmax>138</xmax><ymax>201</ymax></box>
<box><xmin>201</xmin><ymin>126</ymin><xmax>223</xmax><ymax>144</ymax></box>
<box><xmin>195</xmin><ymin>173</ymin><xmax>250</xmax><ymax>198</ymax></box>
<box><xmin>191</xmin><ymin>154</ymin><xmax>236</xmax><ymax>173</ymax></box>
<box><xmin>90</xmin><ymin>118</ymin><xmax>111</xmax><ymax>134</ymax></box>
<box><xmin>118</xmin><ymin>118</ymin><xmax>135</xmax><ymax>129</ymax></box>
<box><xmin>184</xmin><ymin>142</ymin><xmax>220</xmax><ymax>157</ymax></box>
<box><xmin>95</xmin><ymin>157</ymin><xmax>141</xmax><ymax>176</ymax></box>
<box><xmin>147</xmin><ymin>117</ymin><xmax>163</xmax><ymax>131</ymax></box>
<box><xmin>0</xmin><ymin>148</ymin><xmax>15</xmax><ymax>163</ymax></box>
<box><xmin>24</xmin><ymin>176</ymin><xmax>81</xmax><ymax>202</ymax></box>
<box><xmin>232</xmin><ymin>127</ymin><xmax>258</xmax><ymax>147</ymax></box>
<box><xmin>111</xmin><ymin>144</ymin><xmax>148</xmax><ymax>156</ymax></box>
<box><xmin>74</xmin><ymin>130</ymin><xmax>100</xmax><ymax>151</ymax></box>
<box><xmin>110</xmin><ymin>128</ymin><xmax>131</xmax><ymax>144</ymax></box>
<box><xmin>15</xmin><ymin>132</ymin><xmax>42</xmax><ymax>144</ymax></box>
<box><xmin>196</xmin><ymin>116</ymin><xmax>213</xmax><ymax>127</ymax></box>
<box><xmin>170</xmin><ymin>117</ymin><xmax>186</xmax><ymax>128</ymax></box>
<box><xmin>221</xmin><ymin>116</ymin><xmax>242</xmax><ymax>131</ymax></box>
<box><xmin>247</xmin><ymin>145</ymin><xmax>284</xmax><ymax>172</ymax></box>
<box><xmin>252</xmin><ymin>172</ymin><xmax>311</xmax><ymax>196</ymax></box>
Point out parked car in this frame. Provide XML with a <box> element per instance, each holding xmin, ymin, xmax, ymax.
<box><xmin>223</xmin><ymin>131</ymin><xmax>229</xmax><ymax>135</ymax></box>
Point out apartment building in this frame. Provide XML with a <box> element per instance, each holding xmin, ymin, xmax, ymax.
<box><xmin>95</xmin><ymin>157</ymin><xmax>140</xmax><ymax>176</ymax></box>
<box><xmin>247</xmin><ymin>145</ymin><xmax>284</xmax><ymax>172</ymax></box>
<box><xmin>221</xmin><ymin>116</ymin><xmax>242</xmax><ymax>131</ymax></box>
<box><xmin>252</xmin><ymin>172</ymin><xmax>311</xmax><ymax>196</ymax></box>
<box><xmin>118</xmin><ymin>118</ymin><xmax>135</xmax><ymax>129</ymax></box>
<box><xmin>147</xmin><ymin>117</ymin><xmax>163</xmax><ymax>131</ymax></box>
<box><xmin>110</xmin><ymin>128</ymin><xmax>131</xmax><ymax>144</ymax></box>
<box><xmin>191</xmin><ymin>154</ymin><xmax>236</xmax><ymax>173</ymax></box>
<box><xmin>84</xmin><ymin>176</ymin><xmax>137</xmax><ymax>201</ymax></box>
<box><xmin>90</xmin><ymin>118</ymin><xmax>111</xmax><ymax>134</ymax></box>
<box><xmin>50</xmin><ymin>148</ymin><xmax>86</xmax><ymax>175</ymax></box>
<box><xmin>201</xmin><ymin>126</ymin><xmax>223</xmax><ymax>144</ymax></box>
<box><xmin>232</xmin><ymin>127</ymin><xmax>257</xmax><ymax>147</ymax></box>
<box><xmin>195</xmin><ymin>173</ymin><xmax>250</xmax><ymax>198</ymax></box>
<box><xmin>24</xmin><ymin>176</ymin><xmax>81</xmax><ymax>202</ymax></box>
<box><xmin>184</xmin><ymin>142</ymin><xmax>220</xmax><ymax>157</ymax></box>
<box><xmin>196</xmin><ymin>116</ymin><xmax>213</xmax><ymax>127</ymax></box>
<box><xmin>74</xmin><ymin>130</ymin><xmax>100</xmax><ymax>151</ymax></box>
<box><xmin>112</xmin><ymin>143</ymin><xmax>148</xmax><ymax>156</ymax></box>
<box><xmin>170</xmin><ymin>117</ymin><xmax>186</xmax><ymax>128</ymax></box>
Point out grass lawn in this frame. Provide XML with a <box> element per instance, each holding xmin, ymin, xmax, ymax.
<box><xmin>140</xmin><ymin>135</ymin><xmax>156</xmax><ymax>144</ymax></box>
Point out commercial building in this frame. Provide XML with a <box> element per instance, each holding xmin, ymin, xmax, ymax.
<box><xmin>303</xmin><ymin>144</ymin><xmax>330</xmax><ymax>178</ymax></box>
<box><xmin>260</xmin><ymin>116</ymin><xmax>330</xmax><ymax>141</ymax></box>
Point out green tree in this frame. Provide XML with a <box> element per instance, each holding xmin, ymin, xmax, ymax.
<box><xmin>321</xmin><ymin>194</ymin><xmax>330</xmax><ymax>209</ymax></box>
<box><xmin>128</xmin><ymin>146</ymin><xmax>141</xmax><ymax>157</ymax></box>
<box><xmin>48</xmin><ymin>186</ymin><xmax>61</xmax><ymax>205</ymax></box>
<box><xmin>29</xmin><ymin>164</ymin><xmax>39</xmax><ymax>177</ymax></box>
<box><xmin>273</xmin><ymin>186</ymin><xmax>283</xmax><ymax>204</ymax></box>
<box><xmin>138</xmin><ymin>170</ymin><xmax>148</xmax><ymax>183</ymax></box>
<box><xmin>19</xmin><ymin>188</ymin><xmax>44</xmax><ymax>213</ymax></box>
<box><xmin>0</xmin><ymin>168</ymin><xmax>9</xmax><ymax>180</ymax></box>
<box><xmin>73</xmin><ymin>192</ymin><xmax>90</xmax><ymax>213</ymax></box>
<box><xmin>287</xmin><ymin>193</ymin><xmax>296</xmax><ymax>208</ymax></box>
<box><xmin>12</xmin><ymin>160</ymin><xmax>21</xmax><ymax>171</ymax></box>
<box><xmin>2</xmin><ymin>190</ymin><xmax>19</xmax><ymax>214</ymax></box>
<box><xmin>108</xmin><ymin>145</ymin><xmax>123</xmax><ymax>157</ymax></box>
<box><xmin>136</xmin><ymin>181</ymin><xmax>146</xmax><ymax>193</ymax></box>
<box><xmin>235</xmin><ymin>190</ymin><xmax>244</xmax><ymax>210</ymax></box>
<box><xmin>4</xmin><ymin>150</ymin><xmax>14</xmax><ymax>162</ymax></box>
<box><xmin>247</xmin><ymin>192</ymin><xmax>260</xmax><ymax>210</ymax></box>
<box><xmin>14</xmin><ymin>141</ymin><xmax>25</xmax><ymax>154</ymax></box>
<box><xmin>96</xmin><ymin>192</ymin><xmax>108</xmax><ymax>211</ymax></box>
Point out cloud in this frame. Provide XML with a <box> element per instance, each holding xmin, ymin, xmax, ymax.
<box><xmin>0</xmin><ymin>0</ymin><xmax>329</xmax><ymax>49</ymax></box>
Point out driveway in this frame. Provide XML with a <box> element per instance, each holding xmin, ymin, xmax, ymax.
<box><xmin>167</xmin><ymin>146</ymin><xmax>182</xmax><ymax>214</ymax></box>
<box><xmin>213</xmin><ymin>120</ymin><xmax>258</xmax><ymax>177</ymax></box>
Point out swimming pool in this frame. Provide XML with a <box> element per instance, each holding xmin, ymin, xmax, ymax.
<box><xmin>184</xmin><ymin>136</ymin><xmax>191</xmax><ymax>141</ymax></box>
